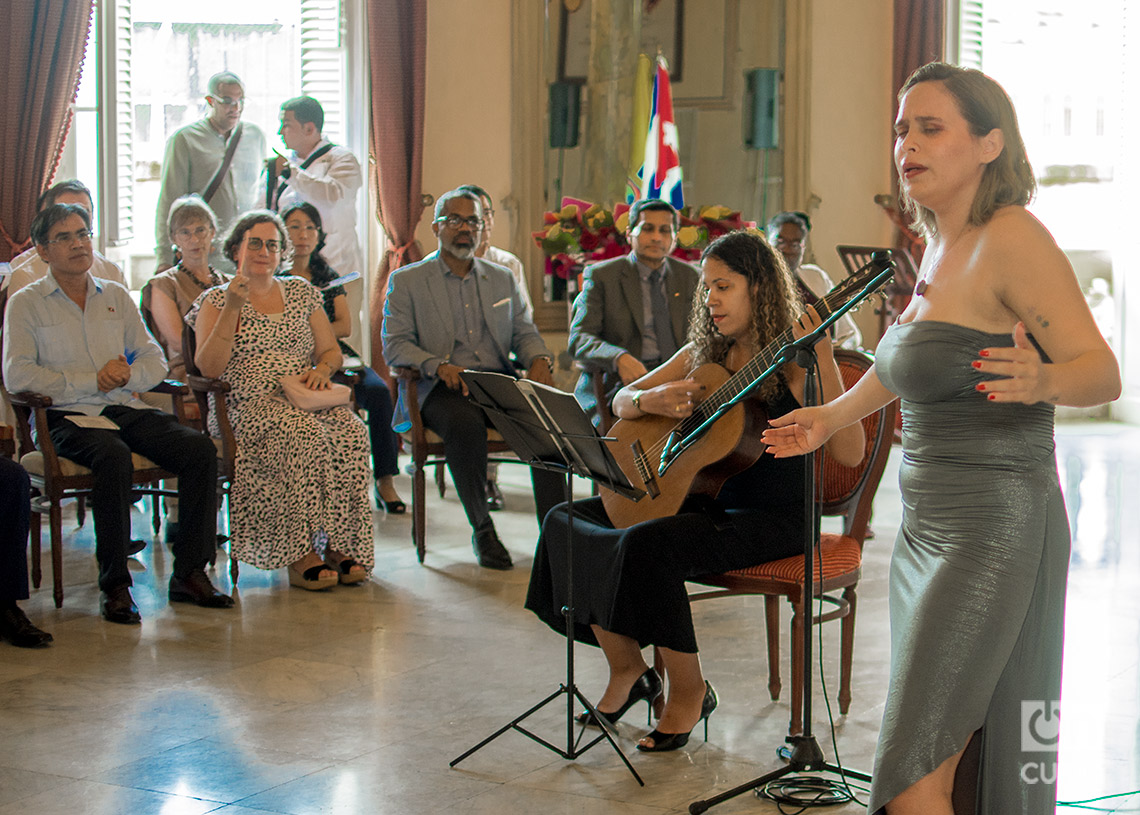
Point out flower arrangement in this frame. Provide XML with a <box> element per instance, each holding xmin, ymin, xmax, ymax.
<box><xmin>533</xmin><ymin>198</ymin><xmax>756</xmax><ymax>277</ymax></box>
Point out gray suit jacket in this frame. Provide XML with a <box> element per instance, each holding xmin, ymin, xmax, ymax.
<box><xmin>382</xmin><ymin>252</ymin><xmax>550</xmax><ymax>431</ymax></box>
<box><xmin>567</xmin><ymin>254</ymin><xmax>700</xmax><ymax>422</ymax></box>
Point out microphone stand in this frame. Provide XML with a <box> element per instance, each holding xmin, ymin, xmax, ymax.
<box><xmin>687</xmin><ymin>346</ymin><xmax>871</xmax><ymax>814</ymax></box>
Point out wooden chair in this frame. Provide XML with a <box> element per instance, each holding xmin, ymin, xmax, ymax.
<box><xmin>675</xmin><ymin>349</ymin><xmax>898</xmax><ymax>735</ymax></box>
<box><xmin>180</xmin><ymin>323</ymin><xmax>239</xmax><ymax>584</ymax></box>
<box><xmin>392</xmin><ymin>366</ymin><xmax>517</xmax><ymax>564</ymax></box>
<box><xmin>0</xmin><ymin>286</ymin><xmax>194</xmax><ymax>607</ymax></box>
<box><xmin>835</xmin><ymin>245</ymin><xmax>919</xmax><ymax>342</ymax></box>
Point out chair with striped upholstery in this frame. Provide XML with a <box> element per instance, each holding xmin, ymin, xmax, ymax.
<box><xmin>678</xmin><ymin>348</ymin><xmax>898</xmax><ymax>735</ymax></box>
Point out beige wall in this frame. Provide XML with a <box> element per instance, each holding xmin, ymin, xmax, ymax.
<box><xmin>416</xmin><ymin>0</ymin><xmax>896</xmax><ymax>345</ymax></box>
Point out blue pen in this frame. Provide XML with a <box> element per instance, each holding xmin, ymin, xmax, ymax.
<box><xmin>124</xmin><ymin>348</ymin><xmax>136</xmax><ymax>364</ymax></box>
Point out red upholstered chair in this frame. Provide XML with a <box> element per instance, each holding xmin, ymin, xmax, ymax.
<box><xmin>669</xmin><ymin>348</ymin><xmax>898</xmax><ymax>735</ymax></box>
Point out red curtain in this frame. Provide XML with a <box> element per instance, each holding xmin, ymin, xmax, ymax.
<box><xmin>366</xmin><ymin>0</ymin><xmax>428</xmax><ymax>370</ymax></box>
<box><xmin>0</xmin><ymin>1</ymin><xmax>94</xmax><ymax>262</ymax></box>
<box><xmin>889</xmin><ymin>0</ymin><xmax>944</xmax><ymax>261</ymax></box>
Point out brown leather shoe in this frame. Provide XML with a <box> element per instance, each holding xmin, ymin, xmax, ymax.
<box><xmin>0</xmin><ymin>604</ymin><xmax>53</xmax><ymax>648</ymax></box>
<box><xmin>101</xmin><ymin>585</ymin><xmax>141</xmax><ymax>625</ymax></box>
<box><xmin>169</xmin><ymin>569</ymin><xmax>234</xmax><ymax>608</ymax></box>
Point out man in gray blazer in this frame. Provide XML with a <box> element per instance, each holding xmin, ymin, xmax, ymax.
<box><xmin>383</xmin><ymin>188</ymin><xmax>561</xmax><ymax>569</ymax></box>
<box><xmin>568</xmin><ymin>199</ymin><xmax>701</xmax><ymax>425</ymax></box>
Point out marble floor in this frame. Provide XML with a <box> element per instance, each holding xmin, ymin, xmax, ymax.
<box><xmin>1</xmin><ymin>420</ymin><xmax>1138</xmax><ymax>814</ymax></box>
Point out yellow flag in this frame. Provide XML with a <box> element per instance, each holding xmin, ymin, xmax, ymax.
<box><xmin>626</xmin><ymin>53</ymin><xmax>653</xmax><ymax>202</ymax></box>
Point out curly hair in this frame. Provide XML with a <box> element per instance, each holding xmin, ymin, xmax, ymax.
<box><xmin>223</xmin><ymin>209</ymin><xmax>289</xmax><ymax>266</ymax></box>
<box><xmin>898</xmin><ymin>62</ymin><xmax>1035</xmax><ymax>238</ymax></box>
<box><xmin>688</xmin><ymin>229</ymin><xmax>800</xmax><ymax>401</ymax></box>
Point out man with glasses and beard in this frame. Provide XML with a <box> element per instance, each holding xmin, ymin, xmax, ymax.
<box><xmin>382</xmin><ymin>188</ymin><xmax>562</xmax><ymax>570</ymax></box>
<box><xmin>154</xmin><ymin>71</ymin><xmax>267</xmax><ymax>272</ymax></box>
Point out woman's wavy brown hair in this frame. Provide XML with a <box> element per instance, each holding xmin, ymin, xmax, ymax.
<box><xmin>898</xmin><ymin>62</ymin><xmax>1035</xmax><ymax>238</ymax></box>
<box><xmin>688</xmin><ymin>229</ymin><xmax>799</xmax><ymax>400</ymax></box>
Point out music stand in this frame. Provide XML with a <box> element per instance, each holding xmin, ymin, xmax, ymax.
<box><xmin>449</xmin><ymin>371</ymin><xmax>648</xmax><ymax>785</ymax></box>
<box><xmin>687</xmin><ymin>338</ymin><xmax>873</xmax><ymax>813</ymax></box>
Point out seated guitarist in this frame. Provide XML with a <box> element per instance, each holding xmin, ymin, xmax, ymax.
<box><xmin>525</xmin><ymin>229</ymin><xmax>864</xmax><ymax>753</ymax></box>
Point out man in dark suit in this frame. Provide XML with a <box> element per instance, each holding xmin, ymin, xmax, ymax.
<box><xmin>567</xmin><ymin>198</ymin><xmax>700</xmax><ymax>425</ymax></box>
<box><xmin>382</xmin><ymin>188</ymin><xmax>561</xmax><ymax>570</ymax></box>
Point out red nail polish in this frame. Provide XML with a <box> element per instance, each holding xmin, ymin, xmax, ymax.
<box><xmin>988</xmin><ymin>394</ymin><xmax>997</xmax><ymax>401</ymax></box>
<box><xmin>979</xmin><ymin>350</ymin><xmax>990</xmax><ymax>357</ymax></box>
<box><xmin>976</xmin><ymin>383</ymin><xmax>986</xmax><ymax>391</ymax></box>
<box><xmin>971</xmin><ymin>361</ymin><xmax>982</xmax><ymax>369</ymax></box>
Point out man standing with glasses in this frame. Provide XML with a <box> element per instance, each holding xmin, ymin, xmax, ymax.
<box><xmin>4</xmin><ymin>204</ymin><xmax>233</xmax><ymax>624</ymax></box>
<box><xmin>567</xmin><ymin>198</ymin><xmax>700</xmax><ymax>426</ymax></box>
<box><xmin>154</xmin><ymin>71</ymin><xmax>267</xmax><ymax>272</ymax></box>
<box><xmin>382</xmin><ymin>188</ymin><xmax>562</xmax><ymax>570</ymax></box>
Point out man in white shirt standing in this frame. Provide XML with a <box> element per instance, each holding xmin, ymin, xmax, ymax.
<box><xmin>154</xmin><ymin>71</ymin><xmax>267</xmax><ymax>271</ymax></box>
<box><xmin>3</xmin><ymin>204</ymin><xmax>234</xmax><ymax>624</ymax></box>
<box><xmin>4</xmin><ymin>180</ymin><xmax>127</xmax><ymax>294</ymax></box>
<box><xmin>272</xmin><ymin>96</ymin><xmax>363</xmax><ymax>280</ymax></box>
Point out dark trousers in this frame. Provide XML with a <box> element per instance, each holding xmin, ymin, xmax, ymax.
<box><xmin>351</xmin><ymin>365</ymin><xmax>399</xmax><ymax>478</ymax></box>
<box><xmin>0</xmin><ymin>457</ymin><xmax>31</xmax><ymax>604</ymax></box>
<box><xmin>420</xmin><ymin>384</ymin><xmax>565</xmax><ymax>532</ymax></box>
<box><xmin>46</xmin><ymin>406</ymin><xmax>218</xmax><ymax>592</ymax></box>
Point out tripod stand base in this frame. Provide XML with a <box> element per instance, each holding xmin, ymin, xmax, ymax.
<box><xmin>450</xmin><ymin>682</ymin><xmax>645</xmax><ymax>786</ymax></box>
<box><xmin>687</xmin><ymin>735</ymin><xmax>869</xmax><ymax>814</ymax></box>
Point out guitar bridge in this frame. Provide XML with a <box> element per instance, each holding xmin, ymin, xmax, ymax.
<box><xmin>631</xmin><ymin>439</ymin><xmax>661</xmax><ymax>499</ymax></box>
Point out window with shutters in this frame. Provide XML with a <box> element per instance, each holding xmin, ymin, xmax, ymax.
<box><xmin>57</xmin><ymin>0</ymin><xmax>352</xmax><ymax>288</ymax></box>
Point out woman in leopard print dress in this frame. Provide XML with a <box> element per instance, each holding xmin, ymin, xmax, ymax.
<box><xmin>189</xmin><ymin>211</ymin><xmax>373</xmax><ymax>589</ymax></box>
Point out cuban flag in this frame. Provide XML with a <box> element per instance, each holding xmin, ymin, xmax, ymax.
<box><xmin>639</xmin><ymin>55</ymin><xmax>684</xmax><ymax>209</ymax></box>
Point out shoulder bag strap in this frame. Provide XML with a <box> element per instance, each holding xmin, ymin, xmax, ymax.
<box><xmin>202</xmin><ymin>122</ymin><xmax>244</xmax><ymax>205</ymax></box>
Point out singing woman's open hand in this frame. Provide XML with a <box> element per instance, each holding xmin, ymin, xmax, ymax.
<box><xmin>761</xmin><ymin>405</ymin><xmax>833</xmax><ymax>458</ymax></box>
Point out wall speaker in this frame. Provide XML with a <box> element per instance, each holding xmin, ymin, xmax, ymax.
<box><xmin>743</xmin><ymin>68</ymin><xmax>780</xmax><ymax>150</ymax></box>
<box><xmin>549</xmin><ymin>81</ymin><xmax>581</xmax><ymax>149</ymax></box>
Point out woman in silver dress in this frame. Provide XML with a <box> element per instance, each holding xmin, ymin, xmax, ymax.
<box><xmin>763</xmin><ymin>63</ymin><xmax>1119</xmax><ymax>814</ymax></box>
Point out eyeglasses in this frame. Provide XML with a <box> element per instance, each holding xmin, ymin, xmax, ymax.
<box><xmin>631</xmin><ymin>223</ymin><xmax>675</xmax><ymax>237</ymax></box>
<box><xmin>245</xmin><ymin>236</ymin><xmax>282</xmax><ymax>253</ymax></box>
<box><xmin>773</xmin><ymin>237</ymin><xmax>805</xmax><ymax>248</ymax></box>
<box><xmin>210</xmin><ymin>96</ymin><xmax>245</xmax><ymax>109</ymax></box>
<box><xmin>44</xmin><ymin>228</ymin><xmax>93</xmax><ymax>247</ymax></box>
<box><xmin>174</xmin><ymin>225</ymin><xmax>213</xmax><ymax>241</ymax></box>
<box><xmin>434</xmin><ymin>215</ymin><xmax>483</xmax><ymax>231</ymax></box>
<box><xmin>286</xmin><ymin>223</ymin><xmax>318</xmax><ymax>233</ymax></box>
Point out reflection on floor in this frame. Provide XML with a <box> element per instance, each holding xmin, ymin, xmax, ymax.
<box><xmin>0</xmin><ymin>420</ymin><xmax>1137</xmax><ymax>814</ymax></box>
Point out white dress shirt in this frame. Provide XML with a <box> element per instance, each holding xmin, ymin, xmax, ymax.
<box><xmin>275</xmin><ymin>139</ymin><xmax>364</xmax><ymax>277</ymax></box>
<box><xmin>2</xmin><ymin>273</ymin><xmax>167</xmax><ymax>415</ymax></box>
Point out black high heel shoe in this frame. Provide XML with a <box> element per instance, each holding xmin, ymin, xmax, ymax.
<box><xmin>636</xmin><ymin>680</ymin><xmax>718</xmax><ymax>752</ymax></box>
<box><xmin>576</xmin><ymin>668</ymin><xmax>663</xmax><ymax>728</ymax></box>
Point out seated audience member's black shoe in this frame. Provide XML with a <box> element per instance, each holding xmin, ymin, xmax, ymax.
<box><xmin>169</xmin><ymin>569</ymin><xmax>234</xmax><ymax>608</ymax></box>
<box><xmin>164</xmin><ymin>521</ymin><xmax>180</xmax><ymax>545</ymax></box>
<box><xmin>373</xmin><ymin>487</ymin><xmax>406</xmax><ymax>515</ymax></box>
<box><xmin>101</xmin><ymin>585</ymin><xmax>141</xmax><ymax>625</ymax></box>
<box><xmin>472</xmin><ymin>525</ymin><xmax>513</xmax><ymax>570</ymax></box>
<box><xmin>0</xmin><ymin>604</ymin><xmax>53</xmax><ymax>648</ymax></box>
<box><xmin>485</xmin><ymin>478</ymin><xmax>505</xmax><ymax>512</ymax></box>
<box><xmin>127</xmin><ymin>539</ymin><xmax>147</xmax><ymax>556</ymax></box>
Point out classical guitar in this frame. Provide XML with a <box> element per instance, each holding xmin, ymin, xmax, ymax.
<box><xmin>600</xmin><ymin>255</ymin><xmax>893</xmax><ymax>528</ymax></box>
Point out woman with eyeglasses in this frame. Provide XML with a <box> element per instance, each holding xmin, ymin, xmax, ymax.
<box><xmin>277</xmin><ymin>202</ymin><xmax>405</xmax><ymax>514</ymax></box>
<box><xmin>142</xmin><ymin>195</ymin><xmax>229</xmax><ymax>418</ymax></box>
<box><xmin>190</xmin><ymin>210</ymin><xmax>374</xmax><ymax>590</ymax></box>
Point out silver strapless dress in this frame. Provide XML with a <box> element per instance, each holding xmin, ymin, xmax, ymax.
<box><xmin>869</xmin><ymin>321</ymin><xmax>1068</xmax><ymax>814</ymax></box>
